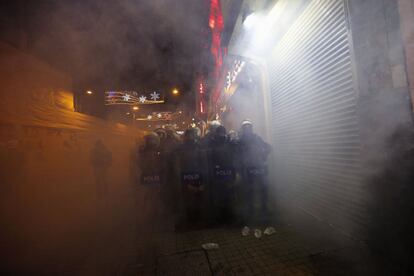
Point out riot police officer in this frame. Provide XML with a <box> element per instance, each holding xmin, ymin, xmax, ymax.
<box><xmin>200</xmin><ymin>120</ymin><xmax>221</xmax><ymax>148</ymax></box>
<box><xmin>136</xmin><ymin>133</ymin><xmax>164</xmax><ymax>226</ymax></box>
<box><xmin>154</xmin><ymin>127</ymin><xmax>180</xmax><ymax>215</ymax></box>
<box><xmin>238</xmin><ymin>120</ymin><xmax>271</xmax><ymax>223</ymax></box>
<box><xmin>137</xmin><ymin>133</ymin><xmax>163</xmax><ymax>186</ymax></box>
<box><xmin>208</xmin><ymin>126</ymin><xmax>238</xmax><ymax>224</ymax></box>
<box><xmin>172</xmin><ymin>128</ymin><xmax>208</xmax><ymax>229</ymax></box>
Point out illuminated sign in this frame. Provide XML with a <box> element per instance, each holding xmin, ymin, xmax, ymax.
<box><xmin>226</xmin><ymin>60</ymin><xmax>245</xmax><ymax>91</ymax></box>
<box><xmin>105</xmin><ymin>91</ymin><xmax>164</xmax><ymax>105</ymax></box>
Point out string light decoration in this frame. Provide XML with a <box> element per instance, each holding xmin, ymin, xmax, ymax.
<box><xmin>104</xmin><ymin>91</ymin><xmax>164</xmax><ymax>105</ymax></box>
<box><xmin>135</xmin><ymin>112</ymin><xmax>174</xmax><ymax>121</ymax></box>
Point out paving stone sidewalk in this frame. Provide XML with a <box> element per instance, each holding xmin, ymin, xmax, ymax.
<box><xmin>122</xmin><ymin>225</ymin><xmax>324</xmax><ymax>276</ymax></box>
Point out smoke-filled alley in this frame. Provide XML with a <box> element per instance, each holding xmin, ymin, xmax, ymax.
<box><xmin>1</xmin><ymin>0</ymin><xmax>414</xmax><ymax>275</ymax></box>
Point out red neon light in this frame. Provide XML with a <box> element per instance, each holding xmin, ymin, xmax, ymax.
<box><xmin>209</xmin><ymin>0</ymin><xmax>223</xmax><ymax>31</ymax></box>
<box><xmin>209</xmin><ymin>0</ymin><xmax>224</xmax><ymax>80</ymax></box>
<box><xmin>200</xmin><ymin>101</ymin><xmax>204</xmax><ymax>113</ymax></box>
<box><xmin>209</xmin><ymin>18</ymin><xmax>215</xmax><ymax>29</ymax></box>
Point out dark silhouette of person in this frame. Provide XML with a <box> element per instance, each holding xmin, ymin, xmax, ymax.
<box><xmin>90</xmin><ymin>139</ymin><xmax>112</xmax><ymax>200</ymax></box>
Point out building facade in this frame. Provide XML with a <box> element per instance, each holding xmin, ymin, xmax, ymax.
<box><xmin>216</xmin><ymin>0</ymin><xmax>414</xmax><ymax>239</ymax></box>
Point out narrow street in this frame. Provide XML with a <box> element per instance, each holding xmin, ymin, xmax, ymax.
<box><xmin>78</xmin><ymin>204</ymin><xmax>384</xmax><ymax>276</ymax></box>
<box><xmin>1</xmin><ymin>0</ymin><xmax>414</xmax><ymax>275</ymax></box>
<box><xmin>55</xmin><ymin>188</ymin><xmax>385</xmax><ymax>276</ymax></box>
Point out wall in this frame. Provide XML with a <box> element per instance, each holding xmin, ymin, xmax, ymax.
<box><xmin>349</xmin><ymin>0</ymin><xmax>413</xmax><ymax>174</ymax></box>
<box><xmin>0</xmin><ymin>42</ymin><xmax>144</xmax><ymax>274</ymax></box>
<box><xmin>398</xmin><ymin>0</ymin><xmax>414</xmax><ymax>110</ymax></box>
<box><xmin>349</xmin><ymin>0</ymin><xmax>414</xmax><ymax>266</ymax></box>
<box><xmin>227</xmin><ymin>0</ymin><xmax>413</xmax><ymax>242</ymax></box>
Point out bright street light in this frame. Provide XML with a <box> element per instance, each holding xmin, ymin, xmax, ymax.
<box><xmin>132</xmin><ymin>106</ymin><xmax>139</xmax><ymax>111</ymax></box>
<box><xmin>172</xmin><ymin>88</ymin><xmax>180</xmax><ymax>95</ymax></box>
<box><xmin>243</xmin><ymin>13</ymin><xmax>259</xmax><ymax>29</ymax></box>
<box><xmin>86</xmin><ymin>90</ymin><xmax>93</xmax><ymax>95</ymax></box>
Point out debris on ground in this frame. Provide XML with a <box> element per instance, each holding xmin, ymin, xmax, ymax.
<box><xmin>264</xmin><ymin>227</ymin><xmax>276</xmax><ymax>235</ymax></box>
<box><xmin>254</xmin><ymin>229</ymin><xmax>262</xmax><ymax>238</ymax></box>
<box><xmin>241</xmin><ymin>226</ymin><xmax>250</xmax><ymax>236</ymax></box>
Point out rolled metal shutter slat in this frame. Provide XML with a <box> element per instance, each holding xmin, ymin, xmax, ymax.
<box><xmin>269</xmin><ymin>0</ymin><xmax>365</xmax><ymax>234</ymax></box>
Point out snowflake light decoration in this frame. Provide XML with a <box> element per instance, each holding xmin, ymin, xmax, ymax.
<box><xmin>150</xmin><ymin>91</ymin><xmax>160</xmax><ymax>101</ymax></box>
<box><xmin>139</xmin><ymin>95</ymin><xmax>147</xmax><ymax>103</ymax></box>
<box><xmin>123</xmin><ymin>94</ymin><xmax>131</xmax><ymax>101</ymax></box>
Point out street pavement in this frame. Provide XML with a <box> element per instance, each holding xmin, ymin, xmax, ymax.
<box><xmin>121</xmin><ymin>225</ymin><xmax>321</xmax><ymax>276</ymax></box>
<box><xmin>62</xmin><ymin>188</ymin><xmax>388</xmax><ymax>276</ymax></box>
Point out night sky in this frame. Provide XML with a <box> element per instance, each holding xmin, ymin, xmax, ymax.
<box><xmin>0</xmin><ymin>0</ymin><xmax>211</xmax><ymax>98</ymax></box>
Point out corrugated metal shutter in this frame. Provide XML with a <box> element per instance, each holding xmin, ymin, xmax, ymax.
<box><xmin>268</xmin><ymin>0</ymin><xmax>367</xmax><ymax>234</ymax></box>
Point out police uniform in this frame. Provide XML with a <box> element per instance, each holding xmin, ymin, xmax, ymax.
<box><xmin>238</xmin><ymin>121</ymin><xmax>271</xmax><ymax>223</ymax></box>
<box><xmin>208</xmin><ymin>126</ymin><xmax>237</xmax><ymax>224</ymax></box>
<box><xmin>172</xmin><ymin>129</ymin><xmax>209</xmax><ymax>228</ymax></box>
